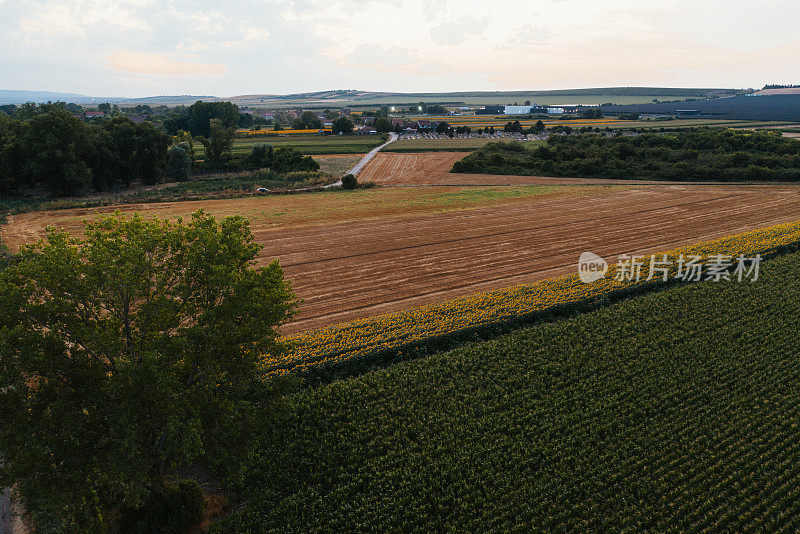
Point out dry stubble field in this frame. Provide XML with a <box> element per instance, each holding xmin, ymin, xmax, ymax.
<box><xmin>359</xmin><ymin>152</ymin><xmax>704</xmax><ymax>186</ymax></box>
<box><xmin>5</xmin><ymin>180</ymin><xmax>800</xmax><ymax>333</ymax></box>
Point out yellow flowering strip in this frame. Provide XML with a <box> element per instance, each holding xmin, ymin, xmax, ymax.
<box><xmin>238</xmin><ymin>128</ymin><xmax>333</xmax><ymax>136</ymax></box>
<box><xmin>262</xmin><ymin>221</ymin><xmax>800</xmax><ymax>378</ymax></box>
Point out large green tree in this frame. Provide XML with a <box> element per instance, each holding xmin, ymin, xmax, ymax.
<box><xmin>0</xmin><ymin>211</ymin><xmax>298</xmax><ymax>532</ymax></box>
<box><xmin>198</xmin><ymin>119</ymin><xmax>234</xmax><ymax>169</ymax></box>
<box><xmin>22</xmin><ymin>106</ymin><xmax>93</xmax><ymax>196</ymax></box>
<box><xmin>374</xmin><ymin>117</ymin><xmax>393</xmax><ymax>133</ymax></box>
<box><xmin>0</xmin><ymin>112</ymin><xmax>25</xmax><ymax>194</ymax></box>
<box><xmin>332</xmin><ymin>116</ymin><xmax>354</xmax><ymax>135</ymax></box>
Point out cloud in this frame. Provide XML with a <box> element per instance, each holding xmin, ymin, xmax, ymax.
<box><xmin>509</xmin><ymin>24</ymin><xmax>552</xmax><ymax>46</ymax></box>
<box><xmin>3</xmin><ymin>0</ymin><xmax>800</xmax><ymax>95</ymax></box>
<box><xmin>105</xmin><ymin>49</ymin><xmax>225</xmax><ymax>76</ymax></box>
<box><xmin>431</xmin><ymin>15</ymin><xmax>489</xmax><ymax>46</ymax></box>
<box><xmin>421</xmin><ymin>0</ymin><xmax>448</xmax><ymax>20</ymax></box>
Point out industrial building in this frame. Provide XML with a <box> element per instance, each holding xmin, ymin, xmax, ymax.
<box><xmin>503</xmin><ymin>105</ymin><xmax>535</xmax><ymax>115</ymax></box>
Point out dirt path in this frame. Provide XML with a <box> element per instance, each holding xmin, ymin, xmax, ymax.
<box><xmin>348</xmin><ymin>133</ymin><xmax>398</xmax><ymax>177</ymax></box>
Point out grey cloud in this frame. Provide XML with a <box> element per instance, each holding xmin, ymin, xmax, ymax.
<box><xmin>430</xmin><ymin>15</ymin><xmax>489</xmax><ymax>46</ymax></box>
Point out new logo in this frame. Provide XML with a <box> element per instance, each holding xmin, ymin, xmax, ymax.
<box><xmin>578</xmin><ymin>252</ymin><xmax>608</xmax><ymax>283</ymax></box>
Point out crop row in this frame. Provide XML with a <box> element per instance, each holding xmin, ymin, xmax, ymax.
<box><xmin>262</xmin><ymin>221</ymin><xmax>800</xmax><ymax>380</ymax></box>
<box><xmin>225</xmin><ymin>248</ymin><xmax>800</xmax><ymax>531</ymax></box>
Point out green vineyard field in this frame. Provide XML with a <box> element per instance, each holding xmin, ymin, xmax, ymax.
<box><xmin>222</xmin><ymin>249</ymin><xmax>800</xmax><ymax>532</ymax></box>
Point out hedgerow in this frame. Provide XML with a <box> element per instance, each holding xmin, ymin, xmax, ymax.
<box><xmin>451</xmin><ymin>129</ymin><xmax>800</xmax><ymax>182</ymax></box>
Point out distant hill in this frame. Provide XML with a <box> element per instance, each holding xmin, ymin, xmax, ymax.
<box><xmin>221</xmin><ymin>88</ymin><xmax>742</xmax><ymax>108</ymax></box>
<box><xmin>0</xmin><ymin>90</ymin><xmax>106</xmax><ymax>105</ymax></box>
<box><xmin>602</xmin><ymin>94</ymin><xmax>800</xmax><ymax>121</ymax></box>
<box><xmin>0</xmin><ymin>90</ymin><xmax>217</xmax><ymax>106</ymax></box>
<box><xmin>754</xmin><ymin>87</ymin><xmax>800</xmax><ymax>96</ymax></box>
<box><xmin>0</xmin><ymin>87</ymin><xmax>743</xmax><ymax>108</ymax></box>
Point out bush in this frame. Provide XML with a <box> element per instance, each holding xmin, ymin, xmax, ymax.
<box><xmin>272</xmin><ymin>147</ymin><xmax>319</xmax><ymax>174</ymax></box>
<box><xmin>342</xmin><ymin>174</ymin><xmax>358</xmax><ymax>189</ymax></box>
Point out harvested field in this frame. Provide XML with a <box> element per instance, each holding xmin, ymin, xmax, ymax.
<box><xmin>5</xmin><ymin>184</ymin><xmax>800</xmax><ymax>333</ymax></box>
<box><xmin>359</xmin><ymin>151</ymin><xmax>647</xmax><ymax>186</ymax></box>
<box><xmin>360</xmin><ymin>150</ymin><xmax>800</xmax><ymax>187</ymax></box>
<box><xmin>358</xmin><ymin>152</ymin><xmax>469</xmax><ymax>184</ymax></box>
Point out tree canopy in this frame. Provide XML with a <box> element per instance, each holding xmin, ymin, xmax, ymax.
<box><xmin>453</xmin><ymin>129</ymin><xmax>800</xmax><ymax>182</ymax></box>
<box><xmin>0</xmin><ymin>211</ymin><xmax>298</xmax><ymax>532</ymax></box>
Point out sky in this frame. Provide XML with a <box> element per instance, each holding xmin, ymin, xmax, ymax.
<box><xmin>1</xmin><ymin>0</ymin><xmax>800</xmax><ymax>97</ymax></box>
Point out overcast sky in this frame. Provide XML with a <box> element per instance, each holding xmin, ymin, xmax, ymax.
<box><xmin>2</xmin><ymin>0</ymin><xmax>799</xmax><ymax>97</ymax></box>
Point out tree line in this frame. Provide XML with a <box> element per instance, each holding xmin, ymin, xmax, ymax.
<box><xmin>0</xmin><ymin>103</ymin><xmax>170</xmax><ymax>196</ymax></box>
<box><xmin>0</xmin><ymin>102</ymin><xmax>320</xmax><ymax>198</ymax></box>
<box><xmin>452</xmin><ymin>129</ymin><xmax>800</xmax><ymax>182</ymax></box>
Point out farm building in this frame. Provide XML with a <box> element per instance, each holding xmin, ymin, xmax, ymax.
<box><xmin>504</xmin><ymin>105</ymin><xmax>535</xmax><ymax>115</ymax></box>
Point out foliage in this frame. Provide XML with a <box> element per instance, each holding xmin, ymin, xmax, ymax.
<box><xmin>0</xmin><ymin>211</ymin><xmax>298</xmax><ymax>532</ymax></box>
<box><xmin>22</xmin><ymin>105</ymin><xmax>94</xmax><ymax>196</ymax></box>
<box><xmin>452</xmin><ymin>129</ymin><xmax>800</xmax><ymax>182</ymax></box>
<box><xmin>579</xmin><ymin>107</ymin><xmax>604</xmax><ymax>119</ymax></box>
<box><xmin>0</xmin><ymin>112</ymin><xmax>24</xmax><ymax>195</ymax></box>
<box><xmin>222</xmin><ymin>248</ymin><xmax>800</xmax><ymax>532</ymax></box>
<box><xmin>374</xmin><ymin>117</ymin><xmax>393</xmax><ymax>133</ymax></box>
<box><xmin>92</xmin><ymin>117</ymin><xmax>170</xmax><ymax>189</ymax></box>
<box><xmin>332</xmin><ymin>116</ymin><xmax>354</xmax><ymax>135</ymax></box>
<box><xmin>272</xmin><ymin>147</ymin><xmax>319</xmax><ymax>174</ymax></box>
<box><xmin>166</xmin><ymin>143</ymin><xmax>193</xmax><ymax>182</ymax></box>
<box><xmin>118</xmin><ymin>479</ymin><xmax>204</xmax><ymax>534</ymax></box>
<box><xmin>163</xmin><ymin>101</ymin><xmax>240</xmax><ymax>137</ymax></box>
<box><xmin>0</xmin><ymin>103</ymin><xmax>171</xmax><ymax>197</ymax></box>
<box><xmin>264</xmin><ymin>222</ymin><xmax>800</xmax><ymax>381</ymax></box>
<box><xmin>249</xmin><ymin>144</ymin><xmax>275</xmax><ymax>169</ymax></box>
<box><xmin>198</xmin><ymin>119</ymin><xmax>235</xmax><ymax>169</ymax></box>
<box><xmin>291</xmin><ymin>111</ymin><xmax>322</xmax><ymax>130</ymax></box>
<box><xmin>341</xmin><ymin>174</ymin><xmax>357</xmax><ymax>189</ymax></box>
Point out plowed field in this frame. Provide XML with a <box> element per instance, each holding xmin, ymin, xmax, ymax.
<box><xmin>5</xmin><ymin>184</ymin><xmax>800</xmax><ymax>332</ymax></box>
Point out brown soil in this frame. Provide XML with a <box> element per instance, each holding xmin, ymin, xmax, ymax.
<box><xmin>5</xmin><ymin>184</ymin><xmax>800</xmax><ymax>333</ymax></box>
<box><xmin>358</xmin><ymin>152</ymin><xmax>468</xmax><ymax>184</ymax></box>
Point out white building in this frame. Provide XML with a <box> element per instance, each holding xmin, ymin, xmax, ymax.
<box><xmin>547</xmin><ymin>107</ymin><xmax>565</xmax><ymax>115</ymax></box>
<box><xmin>504</xmin><ymin>105</ymin><xmax>534</xmax><ymax>115</ymax></box>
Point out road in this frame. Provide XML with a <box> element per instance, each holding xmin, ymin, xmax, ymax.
<box><xmin>323</xmin><ymin>132</ymin><xmax>398</xmax><ymax>188</ymax></box>
<box><xmin>348</xmin><ymin>132</ymin><xmax>398</xmax><ymax>176</ymax></box>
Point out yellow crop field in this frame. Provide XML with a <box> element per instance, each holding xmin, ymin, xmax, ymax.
<box><xmin>238</xmin><ymin>128</ymin><xmax>333</xmax><ymax>136</ymax></box>
<box><xmin>263</xmin><ymin>221</ymin><xmax>800</xmax><ymax>378</ymax></box>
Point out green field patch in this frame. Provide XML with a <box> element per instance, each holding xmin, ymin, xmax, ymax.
<box><xmin>194</xmin><ymin>135</ymin><xmax>384</xmax><ymax>158</ymax></box>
